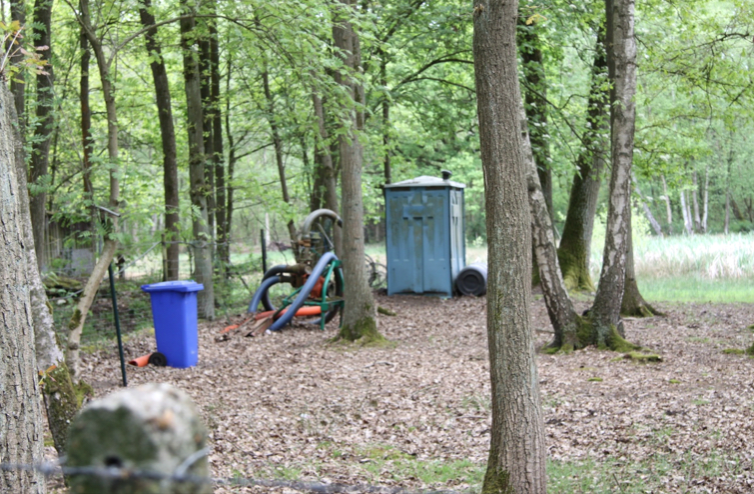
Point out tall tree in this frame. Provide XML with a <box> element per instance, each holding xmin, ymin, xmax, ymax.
<box><xmin>138</xmin><ymin>0</ymin><xmax>180</xmax><ymax>281</ymax></box>
<box><xmin>473</xmin><ymin>0</ymin><xmax>547</xmax><ymax>492</ymax></box>
<box><xmin>66</xmin><ymin>0</ymin><xmax>124</xmax><ymax>381</ymax></box>
<box><xmin>79</xmin><ymin>14</ymin><xmax>95</xmax><ymax>233</ymax></box>
<box><xmin>518</xmin><ymin>10</ymin><xmax>553</xmax><ymax>221</ymax></box>
<box><xmin>0</xmin><ymin>82</ymin><xmax>46</xmax><ymax>494</ymax></box>
<box><xmin>556</xmin><ymin>25</ymin><xmax>609</xmax><ymax>292</ymax></box>
<box><xmin>181</xmin><ymin>0</ymin><xmax>215</xmax><ymax>318</ymax></box>
<box><xmin>261</xmin><ymin>58</ymin><xmax>297</xmax><ymax>243</ymax></box>
<box><xmin>210</xmin><ymin>21</ymin><xmax>229</xmax><ymax>269</ymax></box>
<box><xmin>332</xmin><ymin>0</ymin><xmax>382</xmax><ymax>343</ymax></box>
<box><xmin>11</xmin><ymin>93</ymin><xmax>79</xmax><ymax>457</ymax></box>
<box><xmin>29</xmin><ymin>0</ymin><xmax>55</xmax><ymax>270</ymax></box>
<box><xmin>589</xmin><ymin>0</ymin><xmax>638</xmax><ymax>340</ymax></box>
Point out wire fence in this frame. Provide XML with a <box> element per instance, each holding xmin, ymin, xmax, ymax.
<box><xmin>0</xmin><ymin>461</ymin><xmax>466</xmax><ymax>494</ymax></box>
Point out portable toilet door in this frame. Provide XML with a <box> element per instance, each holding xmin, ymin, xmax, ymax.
<box><xmin>385</xmin><ymin>173</ymin><xmax>465</xmax><ymax>297</ymax></box>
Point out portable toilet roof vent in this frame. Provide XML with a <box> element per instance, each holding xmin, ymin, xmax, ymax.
<box><xmin>384</xmin><ymin>172</ymin><xmax>465</xmax><ymax>297</ymax></box>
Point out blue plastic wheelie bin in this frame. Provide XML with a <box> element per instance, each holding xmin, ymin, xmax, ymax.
<box><xmin>140</xmin><ymin>280</ymin><xmax>204</xmax><ymax>368</ymax></box>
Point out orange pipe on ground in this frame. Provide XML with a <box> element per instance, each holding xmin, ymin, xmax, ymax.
<box><xmin>128</xmin><ymin>354</ymin><xmax>152</xmax><ymax>367</ymax></box>
<box><xmin>254</xmin><ymin>306</ymin><xmax>322</xmax><ymax>320</ymax></box>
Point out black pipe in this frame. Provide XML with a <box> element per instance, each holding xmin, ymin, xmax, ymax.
<box><xmin>261</xmin><ymin>229</ymin><xmax>267</xmax><ymax>274</ymax></box>
<box><xmin>108</xmin><ymin>263</ymin><xmax>128</xmax><ymax>387</ymax></box>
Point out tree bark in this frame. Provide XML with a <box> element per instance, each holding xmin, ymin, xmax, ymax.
<box><xmin>29</xmin><ymin>0</ymin><xmax>55</xmax><ymax>271</ymax></box>
<box><xmin>473</xmin><ymin>1</ymin><xmax>547</xmax><ymax>492</ymax></box>
<box><xmin>0</xmin><ymin>83</ymin><xmax>46</xmax><ymax>494</ymax></box>
<box><xmin>661</xmin><ymin>174</ymin><xmax>673</xmax><ymax>235</ymax></box>
<box><xmin>680</xmin><ymin>189</ymin><xmax>693</xmax><ymax>235</ymax></box>
<box><xmin>139</xmin><ymin>0</ymin><xmax>180</xmax><ymax>281</ymax></box>
<box><xmin>620</xmin><ymin>207</ymin><xmax>660</xmax><ymax>317</ymax></box>
<box><xmin>80</xmin><ymin>17</ymin><xmax>95</xmax><ymax>237</ymax></box>
<box><xmin>10</xmin><ymin>94</ymin><xmax>80</xmax><ymax>457</ymax></box>
<box><xmin>632</xmin><ymin>173</ymin><xmax>663</xmax><ymax>237</ymax></box>
<box><xmin>518</xmin><ymin>11</ymin><xmax>552</xmax><ymax>223</ymax></box>
<box><xmin>200</xmin><ymin>32</ymin><xmax>216</xmax><ymax>248</ymax></box>
<box><xmin>692</xmin><ymin>170</ymin><xmax>701</xmax><ymax>232</ymax></box>
<box><xmin>332</xmin><ymin>0</ymin><xmax>382</xmax><ymax>344</ymax></box>
<box><xmin>225</xmin><ymin>55</ymin><xmax>236</xmax><ymax>246</ymax></box>
<box><xmin>311</xmin><ymin>90</ymin><xmax>341</xmax><ymax>255</ymax></box>
<box><xmin>590</xmin><ymin>0</ymin><xmax>637</xmax><ymax>344</ymax></box>
<box><xmin>701</xmin><ymin>167</ymin><xmax>709</xmax><ymax>233</ymax></box>
<box><xmin>210</xmin><ymin>23</ymin><xmax>228</xmax><ymax>269</ymax></box>
<box><xmin>181</xmin><ymin>2</ymin><xmax>215</xmax><ymax>319</ymax></box>
<box><xmin>557</xmin><ymin>25</ymin><xmax>609</xmax><ymax>292</ymax></box>
<box><xmin>521</xmin><ymin>103</ymin><xmax>583</xmax><ymax>351</ymax></box>
<box><xmin>9</xmin><ymin>0</ymin><xmax>25</xmax><ymax>129</ymax></box>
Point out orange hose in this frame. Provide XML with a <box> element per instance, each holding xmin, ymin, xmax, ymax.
<box><xmin>254</xmin><ymin>306</ymin><xmax>323</xmax><ymax>320</ymax></box>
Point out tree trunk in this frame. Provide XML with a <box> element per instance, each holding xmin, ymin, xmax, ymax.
<box><xmin>680</xmin><ymin>189</ymin><xmax>693</xmax><ymax>235</ymax></box>
<box><xmin>557</xmin><ymin>25</ymin><xmax>609</xmax><ymax>292</ymax></box>
<box><xmin>225</xmin><ymin>52</ymin><xmax>236</xmax><ymax>252</ymax></box>
<box><xmin>473</xmin><ymin>1</ymin><xmax>547</xmax><ymax>493</ymax></box>
<box><xmin>521</xmin><ymin>102</ymin><xmax>583</xmax><ymax>352</ymax></box>
<box><xmin>590</xmin><ymin>0</ymin><xmax>637</xmax><ymax>345</ymax></box>
<box><xmin>29</xmin><ymin>0</ymin><xmax>55</xmax><ymax>271</ymax></box>
<box><xmin>139</xmin><ymin>0</ymin><xmax>180</xmax><ymax>281</ymax></box>
<box><xmin>0</xmin><ymin>83</ymin><xmax>46</xmax><ymax>494</ymax></box>
<box><xmin>518</xmin><ymin>11</ymin><xmax>553</xmax><ymax>224</ymax></box>
<box><xmin>311</xmin><ymin>90</ymin><xmax>342</xmax><ymax>255</ymax></box>
<box><xmin>621</xmin><ymin>207</ymin><xmax>660</xmax><ymax>317</ymax></box>
<box><xmin>701</xmin><ymin>167</ymin><xmax>709</xmax><ymax>233</ymax></box>
<box><xmin>67</xmin><ymin>0</ymin><xmax>122</xmax><ymax>381</ymax></box>
<box><xmin>9</xmin><ymin>0</ymin><xmax>25</xmax><ymax>129</ymax></box>
<box><xmin>632</xmin><ymin>173</ymin><xmax>663</xmax><ymax>236</ymax></box>
<box><xmin>661</xmin><ymin>174</ymin><xmax>672</xmax><ymax>235</ymax></box>
<box><xmin>200</xmin><ymin>33</ymin><xmax>216</xmax><ymax>250</ymax></box>
<box><xmin>210</xmin><ymin>23</ymin><xmax>228</xmax><ymax>270</ymax></box>
<box><xmin>262</xmin><ymin>62</ymin><xmax>297</xmax><ymax>244</ymax></box>
<box><xmin>380</xmin><ymin>55</ymin><xmax>392</xmax><ymax>185</ymax></box>
<box><xmin>80</xmin><ymin>18</ymin><xmax>96</xmax><ymax>239</ymax></box>
<box><xmin>730</xmin><ymin>197</ymin><xmax>744</xmax><ymax>222</ymax></box>
<box><xmin>692</xmin><ymin>170</ymin><xmax>701</xmax><ymax>232</ymax></box>
<box><xmin>10</xmin><ymin>94</ymin><xmax>81</xmax><ymax>457</ymax></box>
<box><xmin>181</xmin><ymin>2</ymin><xmax>215</xmax><ymax>319</ymax></box>
<box><xmin>332</xmin><ymin>0</ymin><xmax>382</xmax><ymax>344</ymax></box>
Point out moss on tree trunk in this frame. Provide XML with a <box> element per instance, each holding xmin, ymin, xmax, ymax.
<box><xmin>333</xmin><ymin>312</ymin><xmax>386</xmax><ymax>346</ymax></box>
<box><xmin>41</xmin><ymin>362</ymin><xmax>90</xmax><ymax>455</ymax></box>
<box><xmin>482</xmin><ymin>465</ymin><xmax>513</xmax><ymax>494</ymax></box>
<box><xmin>557</xmin><ymin>248</ymin><xmax>596</xmax><ymax>293</ymax></box>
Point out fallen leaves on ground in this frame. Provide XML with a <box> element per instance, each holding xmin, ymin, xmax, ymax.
<box><xmin>59</xmin><ymin>294</ymin><xmax>754</xmax><ymax>493</ymax></box>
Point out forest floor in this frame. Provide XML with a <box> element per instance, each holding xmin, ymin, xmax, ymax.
<box><xmin>54</xmin><ymin>293</ymin><xmax>754</xmax><ymax>493</ymax></box>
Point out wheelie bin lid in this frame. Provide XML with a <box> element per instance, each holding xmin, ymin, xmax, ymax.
<box><xmin>141</xmin><ymin>280</ymin><xmax>204</xmax><ymax>293</ymax></box>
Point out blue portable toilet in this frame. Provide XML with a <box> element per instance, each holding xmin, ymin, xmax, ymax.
<box><xmin>385</xmin><ymin>172</ymin><xmax>465</xmax><ymax>297</ymax></box>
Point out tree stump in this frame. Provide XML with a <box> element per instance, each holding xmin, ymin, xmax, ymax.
<box><xmin>66</xmin><ymin>383</ymin><xmax>211</xmax><ymax>494</ymax></box>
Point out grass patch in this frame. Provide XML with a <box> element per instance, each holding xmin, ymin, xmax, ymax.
<box><xmin>548</xmin><ymin>450</ymin><xmax>745</xmax><ymax>494</ymax></box>
<box><xmin>587</xmin><ymin>377</ymin><xmax>603</xmax><ymax>382</ymax></box>
<box><xmin>637</xmin><ymin>277</ymin><xmax>754</xmax><ymax>303</ymax></box>
<box><xmin>357</xmin><ymin>447</ymin><xmax>484</xmax><ymax>487</ymax></box>
<box><xmin>723</xmin><ymin>348</ymin><xmax>746</xmax><ymax>355</ymax></box>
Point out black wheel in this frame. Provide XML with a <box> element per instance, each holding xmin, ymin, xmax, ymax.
<box><xmin>148</xmin><ymin>352</ymin><xmax>167</xmax><ymax>367</ymax></box>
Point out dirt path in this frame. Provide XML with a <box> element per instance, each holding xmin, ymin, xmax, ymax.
<box><xmin>72</xmin><ymin>294</ymin><xmax>754</xmax><ymax>493</ymax></box>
